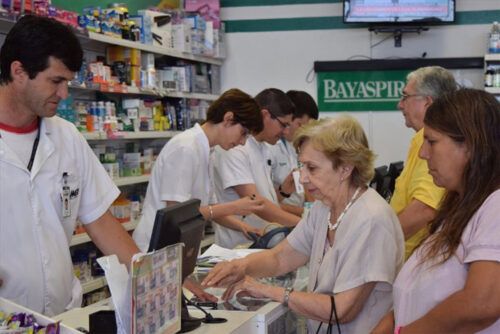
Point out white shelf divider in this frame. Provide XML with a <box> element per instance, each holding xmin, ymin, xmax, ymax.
<box><xmin>485</xmin><ymin>87</ymin><xmax>500</xmax><ymax>95</ymax></box>
<box><xmin>83</xmin><ymin>130</ymin><xmax>181</xmax><ymax>140</ymax></box>
<box><xmin>82</xmin><ymin>277</ymin><xmax>107</xmax><ymax>294</ymax></box>
<box><xmin>485</xmin><ymin>53</ymin><xmax>500</xmax><ymax>61</ymax></box>
<box><xmin>88</xmin><ymin>31</ymin><xmax>223</xmax><ymax>66</ymax></box>
<box><xmin>113</xmin><ymin>174</ymin><xmax>150</xmax><ymax>186</ymax></box>
<box><xmin>71</xmin><ymin>220</ymin><xmax>138</xmax><ymax>247</ymax></box>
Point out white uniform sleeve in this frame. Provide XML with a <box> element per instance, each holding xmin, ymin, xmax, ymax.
<box><xmin>75</xmin><ymin>131</ymin><xmax>120</xmax><ymax>224</ymax></box>
<box><xmin>217</xmin><ymin>147</ymin><xmax>255</xmax><ymax>190</ymax></box>
<box><xmin>158</xmin><ymin>144</ymin><xmax>200</xmax><ymax>203</ymax></box>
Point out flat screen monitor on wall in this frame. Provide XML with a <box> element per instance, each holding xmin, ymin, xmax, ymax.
<box><xmin>343</xmin><ymin>0</ymin><xmax>455</xmax><ymax>25</ymax></box>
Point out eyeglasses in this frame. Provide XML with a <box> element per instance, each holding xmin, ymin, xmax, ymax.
<box><xmin>268</xmin><ymin>110</ymin><xmax>290</xmax><ymax>129</ymax></box>
<box><xmin>400</xmin><ymin>93</ymin><xmax>427</xmax><ymax>102</ymax></box>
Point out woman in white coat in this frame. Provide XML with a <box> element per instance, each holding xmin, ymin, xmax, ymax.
<box><xmin>134</xmin><ymin>88</ymin><xmax>266</xmax><ymax>252</ymax></box>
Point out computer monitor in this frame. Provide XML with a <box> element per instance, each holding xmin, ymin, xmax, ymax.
<box><xmin>148</xmin><ymin>198</ymin><xmax>206</xmax><ymax>333</ymax></box>
<box><xmin>370</xmin><ymin>165</ymin><xmax>388</xmax><ymax>195</ymax></box>
<box><xmin>387</xmin><ymin>161</ymin><xmax>404</xmax><ymax>197</ymax></box>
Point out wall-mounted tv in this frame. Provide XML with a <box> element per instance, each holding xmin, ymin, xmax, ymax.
<box><xmin>343</xmin><ymin>0</ymin><xmax>455</xmax><ymax>25</ymax></box>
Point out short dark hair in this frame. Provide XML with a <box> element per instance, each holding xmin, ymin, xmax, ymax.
<box><xmin>286</xmin><ymin>90</ymin><xmax>319</xmax><ymax>120</ymax></box>
<box><xmin>206</xmin><ymin>88</ymin><xmax>263</xmax><ymax>133</ymax></box>
<box><xmin>0</xmin><ymin>15</ymin><xmax>83</xmax><ymax>84</ymax></box>
<box><xmin>255</xmin><ymin>88</ymin><xmax>295</xmax><ymax>118</ymax></box>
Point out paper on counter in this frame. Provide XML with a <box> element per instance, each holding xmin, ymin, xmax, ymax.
<box><xmin>198</xmin><ymin>244</ymin><xmax>263</xmax><ymax>264</ymax></box>
<box><xmin>97</xmin><ymin>255</ymin><xmax>131</xmax><ymax>334</ymax></box>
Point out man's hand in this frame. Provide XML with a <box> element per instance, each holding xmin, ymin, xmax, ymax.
<box><xmin>184</xmin><ymin>277</ymin><xmax>218</xmax><ymax>303</ymax></box>
<box><xmin>240</xmin><ymin>223</ymin><xmax>264</xmax><ymax>240</ymax></box>
<box><xmin>280</xmin><ymin>171</ymin><xmax>296</xmax><ymax>195</ymax></box>
<box><xmin>230</xmin><ymin>195</ymin><xmax>264</xmax><ymax>216</ymax></box>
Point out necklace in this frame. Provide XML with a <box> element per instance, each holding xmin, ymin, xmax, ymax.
<box><xmin>327</xmin><ymin>187</ymin><xmax>361</xmax><ymax>231</ymax></box>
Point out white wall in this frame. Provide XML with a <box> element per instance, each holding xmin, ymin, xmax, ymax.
<box><xmin>220</xmin><ymin>0</ymin><xmax>495</xmax><ymax>166</ymax></box>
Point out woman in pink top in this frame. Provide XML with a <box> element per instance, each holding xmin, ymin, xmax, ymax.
<box><xmin>373</xmin><ymin>88</ymin><xmax>500</xmax><ymax>334</ymax></box>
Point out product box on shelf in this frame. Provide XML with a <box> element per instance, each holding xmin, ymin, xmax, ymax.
<box><xmin>138</xmin><ymin>9</ymin><xmax>173</xmax><ymax>49</ymax></box>
<box><xmin>0</xmin><ymin>297</ymin><xmax>80</xmax><ymax>334</ymax></box>
<box><xmin>172</xmin><ymin>22</ymin><xmax>192</xmax><ymax>53</ymax></box>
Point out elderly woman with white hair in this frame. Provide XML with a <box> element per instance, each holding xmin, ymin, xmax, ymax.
<box><xmin>202</xmin><ymin>116</ymin><xmax>404</xmax><ymax>333</ymax></box>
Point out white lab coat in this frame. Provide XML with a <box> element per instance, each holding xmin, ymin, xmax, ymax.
<box><xmin>0</xmin><ymin>116</ymin><xmax>119</xmax><ymax>316</ymax></box>
<box><xmin>133</xmin><ymin>123</ymin><xmax>211</xmax><ymax>252</ymax></box>
<box><xmin>267</xmin><ymin>139</ymin><xmax>304</xmax><ymax>207</ymax></box>
<box><xmin>212</xmin><ymin>136</ymin><xmax>277</xmax><ymax>248</ymax></box>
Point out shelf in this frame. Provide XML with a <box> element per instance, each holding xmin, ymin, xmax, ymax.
<box><xmin>485</xmin><ymin>54</ymin><xmax>500</xmax><ymax>61</ymax></box>
<box><xmin>69</xmin><ymin>83</ymin><xmax>219</xmax><ymax>101</ymax></box>
<box><xmin>71</xmin><ymin>220</ymin><xmax>138</xmax><ymax>247</ymax></box>
<box><xmin>485</xmin><ymin>87</ymin><xmax>500</xmax><ymax>94</ymax></box>
<box><xmin>164</xmin><ymin>91</ymin><xmax>219</xmax><ymax>101</ymax></box>
<box><xmin>82</xmin><ymin>277</ymin><xmax>107</xmax><ymax>294</ymax></box>
<box><xmin>0</xmin><ymin>16</ymin><xmax>224</xmax><ymax>66</ymax></box>
<box><xmin>113</xmin><ymin>174</ymin><xmax>150</xmax><ymax>186</ymax></box>
<box><xmin>82</xmin><ymin>130</ymin><xmax>180</xmax><ymax>140</ymax></box>
<box><xmin>88</xmin><ymin>31</ymin><xmax>223</xmax><ymax>66</ymax></box>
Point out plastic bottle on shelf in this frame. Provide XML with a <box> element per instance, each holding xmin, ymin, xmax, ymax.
<box><xmin>489</xmin><ymin>21</ymin><xmax>500</xmax><ymax>53</ymax></box>
<box><xmin>494</xmin><ymin>68</ymin><xmax>500</xmax><ymax>88</ymax></box>
<box><xmin>90</xmin><ymin>102</ymin><xmax>98</xmax><ymax>132</ymax></box>
<box><xmin>485</xmin><ymin>66</ymin><xmax>494</xmax><ymax>87</ymax></box>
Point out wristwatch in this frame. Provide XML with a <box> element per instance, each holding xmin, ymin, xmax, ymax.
<box><xmin>278</xmin><ymin>184</ymin><xmax>291</xmax><ymax>198</ymax></box>
<box><xmin>283</xmin><ymin>287</ymin><xmax>294</xmax><ymax>307</ymax></box>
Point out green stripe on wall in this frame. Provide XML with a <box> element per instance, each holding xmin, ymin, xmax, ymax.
<box><xmin>221</xmin><ymin>0</ymin><xmax>340</xmax><ymax>7</ymax></box>
<box><xmin>225</xmin><ymin>10</ymin><xmax>500</xmax><ymax>33</ymax></box>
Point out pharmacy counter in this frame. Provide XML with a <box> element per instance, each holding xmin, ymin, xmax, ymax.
<box><xmin>55</xmin><ymin>267</ymin><xmax>308</xmax><ymax>334</ymax></box>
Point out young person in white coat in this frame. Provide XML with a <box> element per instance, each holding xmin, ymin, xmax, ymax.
<box><xmin>212</xmin><ymin>88</ymin><xmax>302</xmax><ymax>249</ymax></box>
<box><xmin>0</xmin><ymin>16</ymin><xmax>139</xmax><ymax>316</ymax></box>
<box><xmin>268</xmin><ymin>90</ymin><xmax>319</xmax><ymax>216</ymax></box>
<box><xmin>133</xmin><ymin>88</ymin><xmax>265</xmax><ymax>254</ymax></box>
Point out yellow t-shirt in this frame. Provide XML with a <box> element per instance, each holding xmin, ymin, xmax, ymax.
<box><xmin>390</xmin><ymin>129</ymin><xmax>445</xmax><ymax>260</ymax></box>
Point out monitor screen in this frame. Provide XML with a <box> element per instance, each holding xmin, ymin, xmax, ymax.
<box><xmin>148</xmin><ymin>199</ymin><xmax>205</xmax><ymax>281</ymax></box>
<box><xmin>343</xmin><ymin>0</ymin><xmax>455</xmax><ymax>24</ymax></box>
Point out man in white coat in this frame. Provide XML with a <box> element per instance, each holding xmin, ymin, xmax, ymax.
<box><xmin>0</xmin><ymin>16</ymin><xmax>139</xmax><ymax>316</ymax></box>
<box><xmin>268</xmin><ymin>90</ymin><xmax>319</xmax><ymax>216</ymax></box>
<box><xmin>212</xmin><ymin>88</ymin><xmax>302</xmax><ymax>249</ymax></box>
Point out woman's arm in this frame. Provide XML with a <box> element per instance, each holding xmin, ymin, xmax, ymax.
<box><xmin>198</xmin><ymin>196</ymin><xmax>264</xmax><ymax>220</ymax></box>
<box><xmin>400</xmin><ymin>261</ymin><xmax>500</xmax><ymax>333</ymax></box>
<box><xmin>371</xmin><ymin>310</ymin><xmax>395</xmax><ymax>334</ymax></box>
<box><xmin>202</xmin><ymin>240</ymin><xmax>308</xmax><ymax>288</ymax></box>
<box><xmin>222</xmin><ymin>277</ymin><xmax>376</xmax><ymax>324</ymax></box>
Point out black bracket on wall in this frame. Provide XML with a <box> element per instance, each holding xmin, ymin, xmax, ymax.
<box><xmin>314</xmin><ymin>57</ymin><xmax>484</xmax><ymax>73</ymax></box>
<box><xmin>369</xmin><ymin>26</ymin><xmax>429</xmax><ymax>47</ymax></box>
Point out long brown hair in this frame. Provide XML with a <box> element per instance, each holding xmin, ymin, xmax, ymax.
<box><xmin>422</xmin><ymin>88</ymin><xmax>500</xmax><ymax>263</ymax></box>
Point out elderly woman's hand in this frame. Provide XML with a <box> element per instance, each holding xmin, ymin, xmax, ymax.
<box><xmin>202</xmin><ymin>259</ymin><xmax>246</xmax><ymax>288</ymax></box>
<box><xmin>221</xmin><ymin>276</ymin><xmax>269</xmax><ymax>301</ymax></box>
